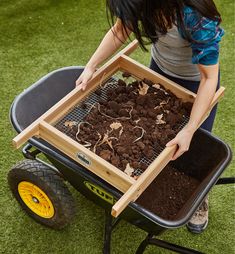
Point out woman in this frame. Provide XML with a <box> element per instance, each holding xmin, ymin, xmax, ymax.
<box><xmin>76</xmin><ymin>0</ymin><xmax>224</xmax><ymax>233</ymax></box>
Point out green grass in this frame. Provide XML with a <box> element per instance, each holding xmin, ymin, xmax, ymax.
<box><xmin>0</xmin><ymin>0</ymin><xmax>234</xmax><ymax>253</ymax></box>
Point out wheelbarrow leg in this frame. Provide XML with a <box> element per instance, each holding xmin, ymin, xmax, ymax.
<box><xmin>103</xmin><ymin>210</ymin><xmax>121</xmax><ymax>254</ymax></box>
<box><xmin>103</xmin><ymin>211</ymin><xmax>113</xmax><ymax>254</ymax></box>
<box><xmin>136</xmin><ymin>234</ymin><xmax>204</xmax><ymax>254</ymax></box>
<box><xmin>135</xmin><ymin>234</ymin><xmax>153</xmax><ymax>254</ymax></box>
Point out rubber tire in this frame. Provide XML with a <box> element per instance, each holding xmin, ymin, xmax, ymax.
<box><xmin>8</xmin><ymin>159</ymin><xmax>76</xmax><ymax>229</ymax></box>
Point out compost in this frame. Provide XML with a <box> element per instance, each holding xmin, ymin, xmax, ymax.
<box><xmin>137</xmin><ymin>164</ymin><xmax>200</xmax><ymax>220</ymax></box>
<box><xmin>57</xmin><ymin>74</ymin><xmax>192</xmax><ymax>177</ymax></box>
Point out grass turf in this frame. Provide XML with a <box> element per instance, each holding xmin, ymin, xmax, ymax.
<box><xmin>0</xmin><ymin>0</ymin><xmax>234</xmax><ymax>253</ymax></box>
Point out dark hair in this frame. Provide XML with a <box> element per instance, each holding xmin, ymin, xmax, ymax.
<box><xmin>106</xmin><ymin>0</ymin><xmax>222</xmax><ymax>50</ymax></box>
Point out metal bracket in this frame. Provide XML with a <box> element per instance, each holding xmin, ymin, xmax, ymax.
<box><xmin>216</xmin><ymin>177</ymin><xmax>235</xmax><ymax>185</ymax></box>
<box><xmin>22</xmin><ymin>143</ymin><xmax>62</xmax><ymax>176</ymax></box>
<box><xmin>22</xmin><ymin>144</ymin><xmax>41</xmax><ymax>159</ymax></box>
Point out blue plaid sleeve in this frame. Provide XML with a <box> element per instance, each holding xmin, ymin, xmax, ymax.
<box><xmin>183</xmin><ymin>6</ymin><xmax>224</xmax><ymax>65</ymax></box>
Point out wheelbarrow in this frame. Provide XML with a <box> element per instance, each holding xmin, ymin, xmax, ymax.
<box><xmin>9</xmin><ymin>66</ymin><xmax>234</xmax><ymax>254</ymax></box>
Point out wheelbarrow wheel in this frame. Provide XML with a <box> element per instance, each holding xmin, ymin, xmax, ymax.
<box><xmin>8</xmin><ymin>159</ymin><xmax>76</xmax><ymax>229</ymax></box>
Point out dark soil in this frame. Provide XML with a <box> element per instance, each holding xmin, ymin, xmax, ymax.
<box><xmin>137</xmin><ymin>164</ymin><xmax>200</xmax><ymax>220</ymax></box>
<box><xmin>58</xmin><ymin>75</ymin><xmax>192</xmax><ymax>175</ymax></box>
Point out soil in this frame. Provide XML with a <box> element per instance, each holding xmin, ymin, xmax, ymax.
<box><xmin>58</xmin><ymin>74</ymin><xmax>193</xmax><ymax>176</ymax></box>
<box><xmin>136</xmin><ymin>164</ymin><xmax>200</xmax><ymax>220</ymax></box>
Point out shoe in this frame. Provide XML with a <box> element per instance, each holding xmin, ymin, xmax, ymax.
<box><xmin>186</xmin><ymin>197</ymin><xmax>209</xmax><ymax>234</ymax></box>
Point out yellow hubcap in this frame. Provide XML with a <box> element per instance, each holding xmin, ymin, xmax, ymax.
<box><xmin>18</xmin><ymin>181</ymin><xmax>55</xmax><ymax>219</ymax></box>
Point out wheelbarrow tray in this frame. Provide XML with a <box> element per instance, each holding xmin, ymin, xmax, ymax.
<box><xmin>10</xmin><ymin>66</ymin><xmax>232</xmax><ymax>234</ymax></box>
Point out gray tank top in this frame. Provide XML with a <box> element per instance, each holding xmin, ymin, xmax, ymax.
<box><xmin>151</xmin><ymin>25</ymin><xmax>201</xmax><ymax>81</ymax></box>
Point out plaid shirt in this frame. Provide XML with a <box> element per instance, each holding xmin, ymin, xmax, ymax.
<box><xmin>183</xmin><ymin>6</ymin><xmax>224</xmax><ymax>65</ymax></box>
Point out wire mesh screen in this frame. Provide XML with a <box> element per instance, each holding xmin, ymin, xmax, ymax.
<box><xmin>53</xmin><ymin>77</ymin><xmax>119</xmax><ymax>136</ymax></box>
<box><xmin>53</xmin><ymin>74</ymin><xmax>189</xmax><ymax>176</ymax></box>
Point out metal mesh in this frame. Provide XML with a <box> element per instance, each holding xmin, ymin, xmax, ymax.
<box><xmin>53</xmin><ymin>74</ymin><xmax>189</xmax><ymax>176</ymax></box>
<box><xmin>53</xmin><ymin>77</ymin><xmax>119</xmax><ymax>136</ymax></box>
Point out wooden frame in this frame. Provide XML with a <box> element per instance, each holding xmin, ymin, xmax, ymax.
<box><xmin>13</xmin><ymin>40</ymin><xmax>225</xmax><ymax>217</ymax></box>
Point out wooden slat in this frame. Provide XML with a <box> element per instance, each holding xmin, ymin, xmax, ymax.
<box><xmin>12</xmin><ymin>125</ymin><xmax>39</xmax><ymax>149</ymax></box>
<box><xmin>119</xmin><ymin>39</ymin><xmax>139</xmax><ymax>56</ymax></box>
<box><xmin>39</xmin><ymin>121</ymin><xmax>135</xmax><ymax>193</ymax></box>
<box><xmin>119</xmin><ymin>55</ymin><xmax>196</xmax><ymax>102</ymax></box>
<box><xmin>111</xmin><ymin>145</ymin><xmax>177</xmax><ymax>217</ymax></box>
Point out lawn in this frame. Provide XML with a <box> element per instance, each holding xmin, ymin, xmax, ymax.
<box><xmin>0</xmin><ymin>0</ymin><xmax>234</xmax><ymax>253</ymax></box>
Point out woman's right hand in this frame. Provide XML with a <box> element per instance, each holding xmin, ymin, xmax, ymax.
<box><xmin>75</xmin><ymin>66</ymin><xmax>96</xmax><ymax>91</ymax></box>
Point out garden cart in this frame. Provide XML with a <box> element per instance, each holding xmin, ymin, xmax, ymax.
<box><xmin>9</xmin><ymin>42</ymin><xmax>234</xmax><ymax>253</ymax></box>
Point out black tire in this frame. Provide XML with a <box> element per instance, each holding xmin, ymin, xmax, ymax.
<box><xmin>8</xmin><ymin>159</ymin><xmax>76</xmax><ymax>229</ymax></box>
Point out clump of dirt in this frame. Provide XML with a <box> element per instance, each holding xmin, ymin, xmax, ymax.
<box><xmin>58</xmin><ymin>74</ymin><xmax>192</xmax><ymax>176</ymax></box>
<box><xmin>136</xmin><ymin>164</ymin><xmax>200</xmax><ymax>220</ymax></box>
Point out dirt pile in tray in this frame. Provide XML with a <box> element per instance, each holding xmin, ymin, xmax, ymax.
<box><xmin>137</xmin><ymin>164</ymin><xmax>200</xmax><ymax>220</ymax></box>
<box><xmin>60</xmin><ymin>76</ymin><xmax>192</xmax><ymax>176</ymax></box>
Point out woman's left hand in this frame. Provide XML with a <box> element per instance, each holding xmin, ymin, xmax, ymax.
<box><xmin>166</xmin><ymin>125</ymin><xmax>195</xmax><ymax>160</ymax></box>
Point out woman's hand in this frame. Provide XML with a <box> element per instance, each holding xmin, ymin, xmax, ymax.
<box><xmin>75</xmin><ymin>66</ymin><xmax>96</xmax><ymax>91</ymax></box>
<box><xmin>166</xmin><ymin>125</ymin><xmax>195</xmax><ymax>160</ymax></box>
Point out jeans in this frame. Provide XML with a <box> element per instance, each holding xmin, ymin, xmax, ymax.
<box><xmin>149</xmin><ymin>58</ymin><xmax>220</xmax><ymax>132</ymax></box>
